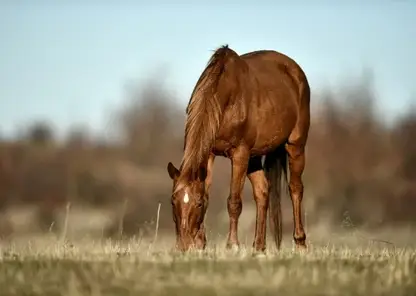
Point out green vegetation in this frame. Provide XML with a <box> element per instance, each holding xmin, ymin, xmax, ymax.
<box><xmin>1</xmin><ymin>235</ymin><xmax>415</xmax><ymax>296</ymax></box>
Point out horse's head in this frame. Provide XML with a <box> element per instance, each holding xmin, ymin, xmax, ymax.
<box><xmin>167</xmin><ymin>162</ymin><xmax>208</xmax><ymax>252</ymax></box>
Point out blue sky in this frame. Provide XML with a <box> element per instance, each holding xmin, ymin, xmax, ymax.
<box><xmin>0</xmin><ymin>1</ymin><xmax>415</xmax><ymax>138</ymax></box>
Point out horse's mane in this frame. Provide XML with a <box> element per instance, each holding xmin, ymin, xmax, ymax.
<box><xmin>177</xmin><ymin>45</ymin><xmax>239</xmax><ymax>188</ymax></box>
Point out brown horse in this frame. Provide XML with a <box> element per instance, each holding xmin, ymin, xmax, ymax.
<box><xmin>167</xmin><ymin>45</ymin><xmax>310</xmax><ymax>252</ymax></box>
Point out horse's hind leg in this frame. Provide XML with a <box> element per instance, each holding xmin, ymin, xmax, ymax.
<box><xmin>285</xmin><ymin>141</ymin><xmax>307</xmax><ymax>249</ymax></box>
<box><xmin>247</xmin><ymin>156</ymin><xmax>269</xmax><ymax>252</ymax></box>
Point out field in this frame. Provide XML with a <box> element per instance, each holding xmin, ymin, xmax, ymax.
<box><xmin>1</xmin><ymin>229</ymin><xmax>415</xmax><ymax>296</ymax></box>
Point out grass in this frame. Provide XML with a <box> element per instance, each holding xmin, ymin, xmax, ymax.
<box><xmin>0</xmin><ymin>233</ymin><xmax>415</xmax><ymax>296</ymax></box>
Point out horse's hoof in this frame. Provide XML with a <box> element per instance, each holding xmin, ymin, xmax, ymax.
<box><xmin>226</xmin><ymin>243</ymin><xmax>240</xmax><ymax>253</ymax></box>
<box><xmin>295</xmin><ymin>243</ymin><xmax>308</xmax><ymax>253</ymax></box>
<box><xmin>252</xmin><ymin>251</ymin><xmax>267</xmax><ymax>259</ymax></box>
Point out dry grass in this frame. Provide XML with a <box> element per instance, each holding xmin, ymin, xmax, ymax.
<box><xmin>0</xmin><ymin>231</ymin><xmax>415</xmax><ymax>296</ymax></box>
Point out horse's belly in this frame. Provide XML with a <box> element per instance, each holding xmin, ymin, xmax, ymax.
<box><xmin>250</xmin><ymin>133</ymin><xmax>290</xmax><ymax>155</ymax></box>
<box><xmin>212</xmin><ymin>99</ymin><xmax>297</xmax><ymax>156</ymax></box>
<box><xmin>250</xmin><ymin>108</ymin><xmax>297</xmax><ymax>155</ymax></box>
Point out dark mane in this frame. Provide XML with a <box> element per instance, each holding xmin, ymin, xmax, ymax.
<box><xmin>178</xmin><ymin>45</ymin><xmax>238</xmax><ymax>186</ymax></box>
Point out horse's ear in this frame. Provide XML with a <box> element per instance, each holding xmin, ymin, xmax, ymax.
<box><xmin>198</xmin><ymin>166</ymin><xmax>207</xmax><ymax>182</ymax></box>
<box><xmin>167</xmin><ymin>162</ymin><xmax>180</xmax><ymax>180</ymax></box>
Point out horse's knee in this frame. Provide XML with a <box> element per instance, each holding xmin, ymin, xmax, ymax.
<box><xmin>227</xmin><ymin>195</ymin><xmax>242</xmax><ymax>216</ymax></box>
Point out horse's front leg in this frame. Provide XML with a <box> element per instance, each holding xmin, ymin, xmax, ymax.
<box><xmin>195</xmin><ymin>153</ymin><xmax>215</xmax><ymax>249</ymax></box>
<box><xmin>226</xmin><ymin>146</ymin><xmax>249</xmax><ymax>250</ymax></box>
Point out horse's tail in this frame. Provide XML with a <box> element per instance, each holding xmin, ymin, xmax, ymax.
<box><xmin>264</xmin><ymin>144</ymin><xmax>289</xmax><ymax>250</ymax></box>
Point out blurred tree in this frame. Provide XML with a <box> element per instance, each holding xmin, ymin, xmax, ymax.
<box><xmin>26</xmin><ymin>120</ymin><xmax>55</xmax><ymax>145</ymax></box>
<box><xmin>115</xmin><ymin>73</ymin><xmax>183</xmax><ymax>166</ymax></box>
<box><xmin>66</xmin><ymin>125</ymin><xmax>91</xmax><ymax>148</ymax></box>
<box><xmin>394</xmin><ymin>107</ymin><xmax>416</xmax><ymax>181</ymax></box>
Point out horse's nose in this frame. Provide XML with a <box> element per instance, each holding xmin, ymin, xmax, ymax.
<box><xmin>176</xmin><ymin>233</ymin><xmax>194</xmax><ymax>252</ymax></box>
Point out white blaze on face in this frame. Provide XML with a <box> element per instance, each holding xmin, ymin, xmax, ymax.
<box><xmin>183</xmin><ymin>190</ymin><xmax>190</xmax><ymax>204</ymax></box>
<box><xmin>181</xmin><ymin>190</ymin><xmax>190</xmax><ymax>229</ymax></box>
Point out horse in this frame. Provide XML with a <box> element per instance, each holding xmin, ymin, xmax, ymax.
<box><xmin>167</xmin><ymin>45</ymin><xmax>310</xmax><ymax>253</ymax></box>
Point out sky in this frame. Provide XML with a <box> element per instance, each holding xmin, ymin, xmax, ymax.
<box><xmin>0</xmin><ymin>1</ymin><xmax>415</xmax><ymax>138</ymax></box>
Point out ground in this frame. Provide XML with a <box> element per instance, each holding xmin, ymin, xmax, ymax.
<box><xmin>0</xmin><ymin>231</ymin><xmax>415</xmax><ymax>296</ymax></box>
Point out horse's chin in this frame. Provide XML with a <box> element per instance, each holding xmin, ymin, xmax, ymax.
<box><xmin>175</xmin><ymin>231</ymin><xmax>205</xmax><ymax>252</ymax></box>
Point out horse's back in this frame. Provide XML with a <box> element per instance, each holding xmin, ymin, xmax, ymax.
<box><xmin>212</xmin><ymin>48</ymin><xmax>310</xmax><ymax>155</ymax></box>
<box><xmin>241</xmin><ymin>50</ymin><xmax>308</xmax><ymax>99</ymax></box>
<box><xmin>239</xmin><ymin>50</ymin><xmax>310</xmax><ymax>153</ymax></box>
